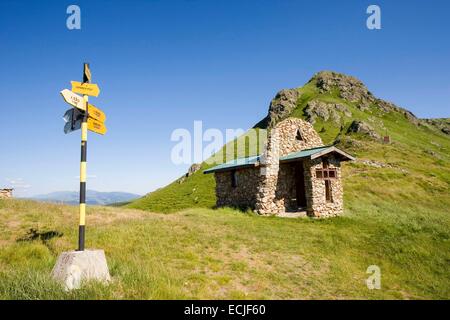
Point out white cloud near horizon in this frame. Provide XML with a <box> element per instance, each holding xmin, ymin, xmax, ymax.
<box><xmin>4</xmin><ymin>178</ymin><xmax>32</xmax><ymax>194</ymax></box>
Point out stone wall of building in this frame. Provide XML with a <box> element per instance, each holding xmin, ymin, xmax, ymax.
<box><xmin>275</xmin><ymin>118</ymin><xmax>324</xmax><ymax>157</ymax></box>
<box><xmin>255</xmin><ymin>130</ymin><xmax>281</xmax><ymax>213</ymax></box>
<box><xmin>0</xmin><ymin>189</ymin><xmax>13</xmax><ymax>199</ymax></box>
<box><xmin>304</xmin><ymin>156</ymin><xmax>343</xmax><ymax>217</ymax></box>
<box><xmin>215</xmin><ymin>167</ymin><xmax>261</xmax><ymax>210</ymax></box>
<box><xmin>255</xmin><ymin>118</ymin><xmax>324</xmax><ymax>215</ymax></box>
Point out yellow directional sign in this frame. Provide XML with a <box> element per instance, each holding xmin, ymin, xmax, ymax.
<box><xmin>88</xmin><ymin>117</ymin><xmax>107</xmax><ymax>135</ymax></box>
<box><xmin>88</xmin><ymin>104</ymin><xmax>106</xmax><ymax>123</ymax></box>
<box><xmin>60</xmin><ymin>89</ymin><xmax>86</xmax><ymax>111</ymax></box>
<box><xmin>71</xmin><ymin>81</ymin><xmax>100</xmax><ymax>97</ymax></box>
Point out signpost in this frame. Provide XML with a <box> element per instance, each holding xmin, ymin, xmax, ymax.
<box><xmin>60</xmin><ymin>63</ymin><xmax>107</xmax><ymax>250</ymax></box>
<box><xmin>53</xmin><ymin>63</ymin><xmax>110</xmax><ymax>290</ymax></box>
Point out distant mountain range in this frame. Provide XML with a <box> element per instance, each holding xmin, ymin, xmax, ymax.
<box><xmin>30</xmin><ymin>190</ymin><xmax>141</xmax><ymax>205</ymax></box>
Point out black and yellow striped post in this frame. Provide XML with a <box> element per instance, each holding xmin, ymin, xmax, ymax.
<box><xmin>78</xmin><ymin>62</ymin><xmax>90</xmax><ymax>251</ymax></box>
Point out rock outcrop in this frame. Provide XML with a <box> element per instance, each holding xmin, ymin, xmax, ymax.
<box><xmin>178</xmin><ymin>163</ymin><xmax>202</xmax><ymax>184</ymax></box>
<box><xmin>314</xmin><ymin>71</ymin><xmax>374</xmax><ymax>104</ymax></box>
<box><xmin>186</xmin><ymin>163</ymin><xmax>201</xmax><ymax>177</ymax></box>
<box><xmin>421</xmin><ymin>118</ymin><xmax>450</xmax><ymax>135</ymax></box>
<box><xmin>304</xmin><ymin>100</ymin><xmax>352</xmax><ymax>124</ymax></box>
<box><xmin>266</xmin><ymin>89</ymin><xmax>299</xmax><ymax>127</ymax></box>
<box><xmin>347</xmin><ymin>120</ymin><xmax>381</xmax><ymax>140</ymax></box>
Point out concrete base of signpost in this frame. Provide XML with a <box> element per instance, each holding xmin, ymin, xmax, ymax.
<box><xmin>51</xmin><ymin>249</ymin><xmax>111</xmax><ymax>290</ymax></box>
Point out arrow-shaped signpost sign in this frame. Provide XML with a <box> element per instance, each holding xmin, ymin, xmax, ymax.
<box><xmin>88</xmin><ymin>117</ymin><xmax>107</xmax><ymax>135</ymax></box>
<box><xmin>63</xmin><ymin>108</ymin><xmax>83</xmax><ymax>134</ymax></box>
<box><xmin>71</xmin><ymin>81</ymin><xmax>100</xmax><ymax>97</ymax></box>
<box><xmin>87</xmin><ymin>104</ymin><xmax>106</xmax><ymax>123</ymax></box>
<box><xmin>61</xmin><ymin>89</ymin><xmax>86</xmax><ymax>111</ymax></box>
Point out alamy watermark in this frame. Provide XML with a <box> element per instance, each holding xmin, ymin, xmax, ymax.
<box><xmin>366</xmin><ymin>5</ymin><xmax>381</xmax><ymax>30</ymax></box>
<box><xmin>65</xmin><ymin>5</ymin><xmax>381</xmax><ymax>31</ymax></box>
<box><xmin>366</xmin><ymin>265</ymin><xmax>381</xmax><ymax>289</ymax></box>
<box><xmin>66</xmin><ymin>4</ymin><xmax>381</xmax><ymax>30</ymax></box>
<box><xmin>66</xmin><ymin>5</ymin><xmax>81</xmax><ymax>30</ymax></box>
<box><xmin>170</xmin><ymin>121</ymin><xmax>269</xmax><ymax>166</ymax></box>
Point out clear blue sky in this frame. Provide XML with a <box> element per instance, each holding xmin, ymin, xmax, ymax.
<box><xmin>0</xmin><ymin>0</ymin><xmax>449</xmax><ymax>197</ymax></box>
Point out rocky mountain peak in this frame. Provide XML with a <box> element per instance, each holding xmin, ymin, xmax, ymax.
<box><xmin>256</xmin><ymin>71</ymin><xmax>421</xmax><ymax>132</ymax></box>
<box><xmin>310</xmin><ymin>71</ymin><xmax>374</xmax><ymax>103</ymax></box>
<box><xmin>310</xmin><ymin>71</ymin><xmax>419</xmax><ymax>123</ymax></box>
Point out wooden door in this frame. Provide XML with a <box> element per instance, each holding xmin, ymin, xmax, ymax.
<box><xmin>295</xmin><ymin>162</ymin><xmax>307</xmax><ymax>208</ymax></box>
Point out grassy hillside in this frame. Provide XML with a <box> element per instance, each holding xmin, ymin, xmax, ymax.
<box><xmin>0</xmin><ymin>198</ymin><xmax>448</xmax><ymax>299</ymax></box>
<box><xmin>128</xmin><ymin>72</ymin><xmax>450</xmax><ymax>214</ymax></box>
<box><xmin>130</xmin><ymin>164</ymin><xmax>216</xmax><ymax>213</ymax></box>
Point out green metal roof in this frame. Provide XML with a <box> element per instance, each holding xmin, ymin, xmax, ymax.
<box><xmin>279</xmin><ymin>146</ymin><xmax>331</xmax><ymax>162</ymax></box>
<box><xmin>203</xmin><ymin>146</ymin><xmax>354</xmax><ymax>174</ymax></box>
<box><xmin>203</xmin><ymin>155</ymin><xmax>260</xmax><ymax>174</ymax></box>
<box><xmin>280</xmin><ymin>145</ymin><xmax>355</xmax><ymax>162</ymax></box>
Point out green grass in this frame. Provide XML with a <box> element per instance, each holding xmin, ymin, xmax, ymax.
<box><xmin>129</xmin><ymin>163</ymin><xmax>216</xmax><ymax>213</ymax></box>
<box><xmin>0</xmin><ymin>197</ymin><xmax>448</xmax><ymax>299</ymax></box>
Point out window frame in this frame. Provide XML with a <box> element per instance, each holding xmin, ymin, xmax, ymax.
<box><xmin>315</xmin><ymin>168</ymin><xmax>337</xmax><ymax>179</ymax></box>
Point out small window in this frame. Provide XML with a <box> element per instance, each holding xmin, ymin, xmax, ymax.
<box><xmin>295</xmin><ymin>129</ymin><xmax>303</xmax><ymax>141</ymax></box>
<box><xmin>316</xmin><ymin>168</ymin><xmax>337</xmax><ymax>179</ymax></box>
<box><xmin>316</xmin><ymin>170</ymin><xmax>323</xmax><ymax>178</ymax></box>
<box><xmin>231</xmin><ymin>171</ymin><xmax>238</xmax><ymax>188</ymax></box>
<box><xmin>323</xmin><ymin>158</ymin><xmax>329</xmax><ymax>169</ymax></box>
<box><xmin>325</xmin><ymin>180</ymin><xmax>333</xmax><ymax>202</ymax></box>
